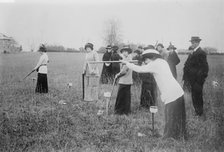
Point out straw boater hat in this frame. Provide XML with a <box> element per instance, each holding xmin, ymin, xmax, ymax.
<box><xmin>39</xmin><ymin>44</ymin><xmax>47</xmax><ymax>52</ymax></box>
<box><xmin>141</xmin><ymin>49</ymin><xmax>161</xmax><ymax>60</ymax></box>
<box><xmin>190</xmin><ymin>36</ymin><xmax>202</xmax><ymax>42</ymax></box>
<box><xmin>106</xmin><ymin>45</ymin><xmax>112</xmax><ymax>49</ymax></box>
<box><xmin>120</xmin><ymin>46</ymin><xmax>132</xmax><ymax>54</ymax></box>
<box><xmin>85</xmin><ymin>43</ymin><xmax>94</xmax><ymax>50</ymax></box>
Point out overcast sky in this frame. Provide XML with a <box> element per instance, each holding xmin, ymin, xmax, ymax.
<box><xmin>0</xmin><ymin>0</ymin><xmax>223</xmax><ymax>51</ymax></box>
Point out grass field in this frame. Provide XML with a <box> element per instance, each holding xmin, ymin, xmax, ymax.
<box><xmin>0</xmin><ymin>52</ymin><xmax>224</xmax><ymax>152</ymax></box>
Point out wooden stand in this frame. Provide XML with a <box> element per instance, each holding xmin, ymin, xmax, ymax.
<box><xmin>83</xmin><ymin>74</ymin><xmax>99</xmax><ymax>101</ymax></box>
<box><xmin>104</xmin><ymin>92</ymin><xmax>111</xmax><ymax>115</ymax></box>
<box><xmin>150</xmin><ymin>106</ymin><xmax>158</xmax><ymax>135</ymax></box>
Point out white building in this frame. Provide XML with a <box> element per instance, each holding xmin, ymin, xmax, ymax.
<box><xmin>0</xmin><ymin>33</ymin><xmax>21</xmax><ymax>53</ymax></box>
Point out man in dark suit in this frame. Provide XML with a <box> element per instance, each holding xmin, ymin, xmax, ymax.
<box><xmin>183</xmin><ymin>36</ymin><xmax>209</xmax><ymax>116</ymax></box>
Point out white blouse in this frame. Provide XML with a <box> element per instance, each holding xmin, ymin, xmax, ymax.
<box><xmin>126</xmin><ymin>58</ymin><xmax>184</xmax><ymax>104</ymax></box>
<box><xmin>34</xmin><ymin>53</ymin><xmax>49</xmax><ymax>74</ymax></box>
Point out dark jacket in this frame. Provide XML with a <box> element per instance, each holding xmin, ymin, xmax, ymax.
<box><xmin>100</xmin><ymin>51</ymin><xmax>113</xmax><ymax>83</ymax></box>
<box><xmin>183</xmin><ymin>47</ymin><xmax>209</xmax><ymax>85</ymax></box>
<box><xmin>111</xmin><ymin>52</ymin><xmax>122</xmax><ymax>76</ymax></box>
<box><xmin>132</xmin><ymin>55</ymin><xmax>142</xmax><ymax>84</ymax></box>
<box><xmin>167</xmin><ymin>51</ymin><xmax>180</xmax><ymax>79</ymax></box>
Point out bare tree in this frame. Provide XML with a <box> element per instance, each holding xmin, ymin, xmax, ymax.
<box><xmin>103</xmin><ymin>19</ymin><xmax>122</xmax><ymax>45</ymax></box>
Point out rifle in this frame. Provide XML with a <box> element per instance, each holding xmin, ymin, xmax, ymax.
<box><xmin>22</xmin><ymin>64</ymin><xmax>46</xmax><ymax>81</ymax></box>
<box><xmin>22</xmin><ymin>69</ymin><xmax>36</xmax><ymax>80</ymax></box>
<box><xmin>87</xmin><ymin>60</ymin><xmax>138</xmax><ymax>64</ymax></box>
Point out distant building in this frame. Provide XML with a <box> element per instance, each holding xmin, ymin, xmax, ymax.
<box><xmin>0</xmin><ymin>33</ymin><xmax>21</xmax><ymax>53</ymax></box>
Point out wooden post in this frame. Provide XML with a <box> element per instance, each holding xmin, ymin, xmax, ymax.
<box><xmin>150</xmin><ymin>106</ymin><xmax>158</xmax><ymax>135</ymax></box>
<box><xmin>152</xmin><ymin>113</ymin><xmax>154</xmax><ymax>134</ymax></box>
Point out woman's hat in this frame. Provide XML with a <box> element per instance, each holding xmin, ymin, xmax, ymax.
<box><xmin>156</xmin><ymin>43</ymin><xmax>164</xmax><ymax>49</ymax></box>
<box><xmin>120</xmin><ymin>46</ymin><xmax>132</xmax><ymax>54</ymax></box>
<box><xmin>85</xmin><ymin>43</ymin><xmax>94</xmax><ymax>50</ymax></box>
<box><xmin>134</xmin><ymin>49</ymin><xmax>141</xmax><ymax>55</ymax></box>
<box><xmin>112</xmin><ymin>45</ymin><xmax>119</xmax><ymax>51</ymax></box>
<box><xmin>190</xmin><ymin>36</ymin><xmax>201</xmax><ymax>42</ymax></box>
<box><xmin>142</xmin><ymin>49</ymin><xmax>161</xmax><ymax>60</ymax></box>
<box><xmin>167</xmin><ymin>44</ymin><xmax>177</xmax><ymax>50</ymax></box>
<box><xmin>106</xmin><ymin>45</ymin><xmax>112</xmax><ymax>49</ymax></box>
<box><xmin>138</xmin><ymin>46</ymin><xmax>143</xmax><ymax>49</ymax></box>
<box><xmin>39</xmin><ymin>44</ymin><xmax>47</xmax><ymax>52</ymax></box>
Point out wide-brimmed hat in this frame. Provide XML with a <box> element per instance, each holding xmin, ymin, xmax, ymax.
<box><xmin>190</xmin><ymin>36</ymin><xmax>202</xmax><ymax>42</ymax></box>
<box><xmin>144</xmin><ymin>45</ymin><xmax>155</xmax><ymax>50</ymax></box>
<box><xmin>120</xmin><ymin>46</ymin><xmax>132</xmax><ymax>54</ymax></box>
<box><xmin>38</xmin><ymin>44</ymin><xmax>47</xmax><ymax>52</ymax></box>
<box><xmin>106</xmin><ymin>45</ymin><xmax>112</xmax><ymax>49</ymax></box>
<box><xmin>112</xmin><ymin>45</ymin><xmax>119</xmax><ymax>51</ymax></box>
<box><xmin>141</xmin><ymin>49</ymin><xmax>161</xmax><ymax>60</ymax></box>
<box><xmin>167</xmin><ymin>44</ymin><xmax>177</xmax><ymax>50</ymax></box>
<box><xmin>85</xmin><ymin>43</ymin><xmax>94</xmax><ymax>50</ymax></box>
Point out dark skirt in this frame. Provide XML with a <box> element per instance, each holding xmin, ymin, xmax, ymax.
<box><xmin>132</xmin><ymin>71</ymin><xmax>141</xmax><ymax>85</ymax></box>
<box><xmin>114</xmin><ymin>84</ymin><xmax>131</xmax><ymax>115</ymax></box>
<box><xmin>100</xmin><ymin>64</ymin><xmax>113</xmax><ymax>84</ymax></box>
<box><xmin>163</xmin><ymin>96</ymin><xmax>186</xmax><ymax>140</ymax></box>
<box><xmin>140</xmin><ymin>73</ymin><xmax>157</xmax><ymax>108</ymax></box>
<box><xmin>140</xmin><ymin>82</ymin><xmax>156</xmax><ymax>108</ymax></box>
<box><xmin>35</xmin><ymin>73</ymin><xmax>48</xmax><ymax>93</ymax></box>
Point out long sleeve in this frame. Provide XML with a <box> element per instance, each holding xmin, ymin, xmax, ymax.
<box><xmin>126</xmin><ymin>62</ymin><xmax>154</xmax><ymax>73</ymax></box>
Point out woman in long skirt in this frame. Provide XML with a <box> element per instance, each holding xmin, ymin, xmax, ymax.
<box><xmin>139</xmin><ymin>45</ymin><xmax>157</xmax><ymax>109</ymax></box>
<box><xmin>114</xmin><ymin>46</ymin><xmax>133</xmax><ymax>115</ymax></box>
<box><xmin>121</xmin><ymin>49</ymin><xmax>186</xmax><ymax>140</ymax></box>
<box><xmin>34</xmin><ymin>44</ymin><xmax>49</xmax><ymax>93</ymax></box>
<box><xmin>83</xmin><ymin>43</ymin><xmax>100</xmax><ymax>101</ymax></box>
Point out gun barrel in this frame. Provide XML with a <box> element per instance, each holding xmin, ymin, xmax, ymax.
<box><xmin>88</xmin><ymin>60</ymin><xmax>138</xmax><ymax>64</ymax></box>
